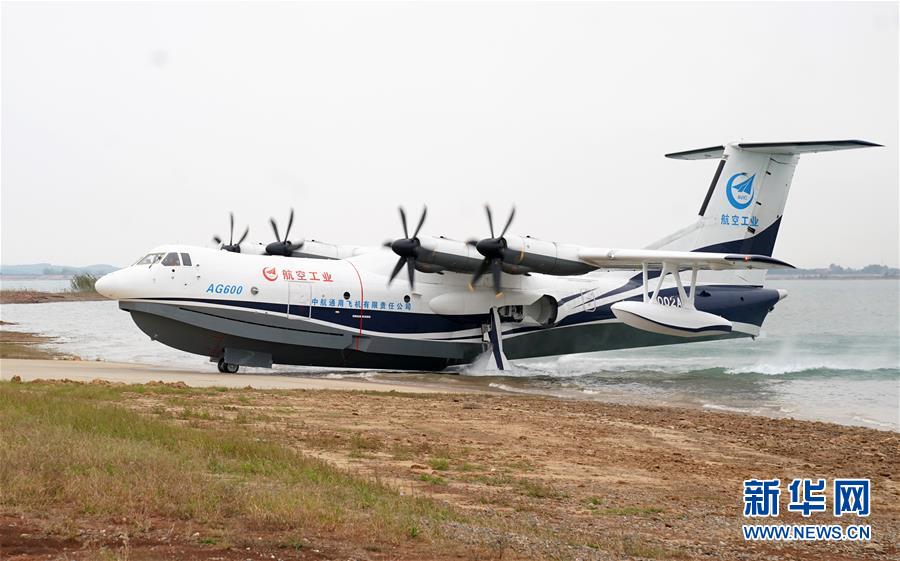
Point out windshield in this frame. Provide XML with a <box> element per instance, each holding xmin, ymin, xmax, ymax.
<box><xmin>134</xmin><ymin>253</ymin><xmax>164</xmax><ymax>266</ymax></box>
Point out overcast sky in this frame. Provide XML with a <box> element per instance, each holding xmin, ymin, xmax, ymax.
<box><xmin>2</xmin><ymin>2</ymin><xmax>897</xmax><ymax>268</ymax></box>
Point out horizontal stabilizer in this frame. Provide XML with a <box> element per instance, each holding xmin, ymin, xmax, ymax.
<box><xmin>666</xmin><ymin>139</ymin><xmax>880</xmax><ymax>160</ymax></box>
<box><xmin>577</xmin><ymin>248</ymin><xmax>794</xmax><ymax>270</ymax></box>
<box><xmin>738</xmin><ymin>140</ymin><xmax>881</xmax><ymax>155</ymax></box>
<box><xmin>665</xmin><ymin>145</ymin><xmax>725</xmax><ymax>160</ymax></box>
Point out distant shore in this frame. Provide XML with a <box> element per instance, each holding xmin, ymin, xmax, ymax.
<box><xmin>0</xmin><ymin>289</ymin><xmax>106</xmax><ymax>304</ymax></box>
<box><xmin>768</xmin><ymin>274</ymin><xmax>900</xmax><ymax>280</ymax></box>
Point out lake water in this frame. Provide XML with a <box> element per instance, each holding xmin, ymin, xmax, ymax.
<box><xmin>2</xmin><ymin>279</ymin><xmax>898</xmax><ymax>431</ymax></box>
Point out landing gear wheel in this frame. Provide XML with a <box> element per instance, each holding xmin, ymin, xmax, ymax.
<box><xmin>217</xmin><ymin>358</ymin><xmax>239</xmax><ymax>374</ymax></box>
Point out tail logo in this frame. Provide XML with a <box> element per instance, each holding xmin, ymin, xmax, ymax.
<box><xmin>726</xmin><ymin>172</ymin><xmax>755</xmax><ymax>210</ymax></box>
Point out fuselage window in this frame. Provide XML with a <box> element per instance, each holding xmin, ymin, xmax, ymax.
<box><xmin>180</xmin><ymin>253</ymin><xmax>192</xmax><ymax>266</ymax></box>
<box><xmin>135</xmin><ymin>253</ymin><xmax>164</xmax><ymax>266</ymax></box>
<box><xmin>162</xmin><ymin>252</ymin><xmax>181</xmax><ymax>267</ymax></box>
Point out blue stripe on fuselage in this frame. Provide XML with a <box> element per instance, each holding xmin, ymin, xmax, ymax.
<box><xmin>141</xmin><ymin>284</ymin><xmax>779</xmax><ymax>340</ymax></box>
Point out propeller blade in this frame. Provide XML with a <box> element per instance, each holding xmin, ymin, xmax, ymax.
<box><xmin>399</xmin><ymin>206</ymin><xmax>409</xmax><ymax>239</ymax></box>
<box><xmin>388</xmin><ymin>256</ymin><xmax>406</xmax><ymax>286</ymax></box>
<box><xmin>465</xmin><ymin>239</ymin><xmax>479</xmax><ymax>246</ymax></box>
<box><xmin>383</xmin><ymin>240</ymin><xmax>394</xmax><ymax>248</ymax></box>
<box><xmin>406</xmin><ymin>257</ymin><xmax>416</xmax><ymax>289</ymax></box>
<box><xmin>269</xmin><ymin>218</ymin><xmax>280</xmax><ymax>242</ymax></box>
<box><xmin>469</xmin><ymin>259</ymin><xmax>490</xmax><ymax>289</ymax></box>
<box><xmin>213</xmin><ymin>235</ymin><xmax>223</xmax><ymax>245</ymax></box>
<box><xmin>229</xmin><ymin>212</ymin><xmax>235</xmax><ymax>245</ymax></box>
<box><xmin>411</xmin><ymin>206</ymin><xmax>427</xmax><ymax>239</ymax></box>
<box><xmin>284</xmin><ymin>208</ymin><xmax>294</xmax><ymax>242</ymax></box>
<box><xmin>499</xmin><ymin>206</ymin><xmax>516</xmax><ymax>238</ymax></box>
<box><xmin>485</xmin><ymin>205</ymin><xmax>495</xmax><ymax>238</ymax></box>
<box><xmin>236</xmin><ymin>226</ymin><xmax>249</xmax><ymax>246</ymax></box>
<box><xmin>491</xmin><ymin>258</ymin><xmax>503</xmax><ymax>295</ymax></box>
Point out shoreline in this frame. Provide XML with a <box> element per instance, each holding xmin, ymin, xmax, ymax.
<box><xmin>0</xmin><ymin>289</ymin><xmax>106</xmax><ymax>304</ymax></box>
<box><xmin>0</xmin><ymin>358</ymin><xmax>475</xmax><ymax>394</ymax></box>
<box><xmin>1</xmin><ymin>357</ymin><xmax>897</xmax><ymax>434</ymax></box>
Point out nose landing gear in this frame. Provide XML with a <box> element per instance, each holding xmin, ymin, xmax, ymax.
<box><xmin>217</xmin><ymin>358</ymin><xmax>239</xmax><ymax>374</ymax></box>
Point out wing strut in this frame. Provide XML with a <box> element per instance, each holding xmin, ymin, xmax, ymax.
<box><xmin>644</xmin><ymin>262</ymin><xmax>699</xmax><ymax>309</ymax></box>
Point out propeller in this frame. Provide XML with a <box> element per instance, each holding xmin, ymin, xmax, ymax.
<box><xmin>468</xmin><ymin>205</ymin><xmax>516</xmax><ymax>295</ymax></box>
<box><xmin>213</xmin><ymin>212</ymin><xmax>249</xmax><ymax>253</ymax></box>
<box><xmin>384</xmin><ymin>206</ymin><xmax>427</xmax><ymax>289</ymax></box>
<box><xmin>265</xmin><ymin>208</ymin><xmax>304</xmax><ymax>256</ymax></box>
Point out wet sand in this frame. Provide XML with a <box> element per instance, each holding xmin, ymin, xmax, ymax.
<box><xmin>0</xmin><ymin>358</ymin><xmax>471</xmax><ymax>394</ymax></box>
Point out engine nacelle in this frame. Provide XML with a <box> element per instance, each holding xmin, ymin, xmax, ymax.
<box><xmin>502</xmin><ymin>236</ymin><xmax>597</xmax><ymax>276</ymax></box>
<box><xmin>416</xmin><ymin>236</ymin><xmax>483</xmax><ymax>273</ymax></box>
<box><xmin>611</xmin><ymin>301</ymin><xmax>732</xmax><ymax>338</ymax></box>
<box><xmin>416</xmin><ymin>235</ymin><xmax>597</xmax><ymax>276</ymax></box>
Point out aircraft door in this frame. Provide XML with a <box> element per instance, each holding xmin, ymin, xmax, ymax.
<box><xmin>287</xmin><ymin>282</ymin><xmax>312</xmax><ymax>319</ymax></box>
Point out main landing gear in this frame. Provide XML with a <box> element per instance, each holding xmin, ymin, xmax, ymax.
<box><xmin>217</xmin><ymin>358</ymin><xmax>239</xmax><ymax>374</ymax></box>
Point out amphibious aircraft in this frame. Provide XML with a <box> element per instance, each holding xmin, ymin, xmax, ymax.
<box><xmin>95</xmin><ymin>139</ymin><xmax>879</xmax><ymax>372</ymax></box>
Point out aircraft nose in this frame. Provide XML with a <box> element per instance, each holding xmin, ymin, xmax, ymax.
<box><xmin>94</xmin><ymin>272</ymin><xmax>117</xmax><ymax>299</ymax></box>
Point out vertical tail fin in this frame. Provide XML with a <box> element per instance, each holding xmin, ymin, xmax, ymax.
<box><xmin>650</xmin><ymin>140</ymin><xmax>880</xmax><ymax>256</ymax></box>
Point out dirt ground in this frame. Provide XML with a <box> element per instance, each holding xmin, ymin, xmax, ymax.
<box><xmin>3</xmin><ymin>381</ymin><xmax>897</xmax><ymax>560</ymax></box>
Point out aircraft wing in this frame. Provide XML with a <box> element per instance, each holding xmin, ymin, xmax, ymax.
<box><xmin>577</xmin><ymin>248</ymin><xmax>794</xmax><ymax>270</ymax></box>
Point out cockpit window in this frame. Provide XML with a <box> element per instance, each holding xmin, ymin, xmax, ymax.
<box><xmin>135</xmin><ymin>253</ymin><xmax>164</xmax><ymax>266</ymax></box>
<box><xmin>162</xmin><ymin>252</ymin><xmax>181</xmax><ymax>267</ymax></box>
<box><xmin>180</xmin><ymin>253</ymin><xmax>192</xmax><ymax>266</ymax></box>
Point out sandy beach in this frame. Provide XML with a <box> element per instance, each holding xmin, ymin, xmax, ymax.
<box><xmin>0</xmin><ymin>358</ymin><xmax>467</xmax><ymax>393</ymax></box>
<box><xmin>1</xmin><ymin>357</ymin><xmax>898</xmax><ymax>560</ymax></box>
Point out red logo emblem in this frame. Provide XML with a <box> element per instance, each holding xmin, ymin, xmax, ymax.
<box><xmin>262</xmin><ymin>266</ymin><xmax>278</xmax><ymax>281</ymax></box>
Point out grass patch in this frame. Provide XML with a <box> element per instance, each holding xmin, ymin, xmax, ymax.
<box><xmin>0</xmin><ymin>381</ymin><xmax>457</xmax><ymax>546</ymax></box>
<box><xmin>513</xmin><ymin>478</ymin><xmax>565</xmax><ymax>499</ymax></box>
<box><xmin>175</xmin><ymin>407</ymin><xmax>220</xmax><ymax>421</ymax></box>
<box><xmin>350</xmin><ymin>432</ymin><xmax>383</xmax><ymax>453</ymax></box>
<box><xmin>390</xmin><ymin>441</ymin><xmax>429</xmax><ymax>460</ymax></box>
<box><xmin>428</xmin><ymin>457</ymin><xmax>450</xmax><ymax>471</ymax></box>
<box><xmin>470</xmin><ymin>472</ymin><xmax>515</xmax><ymax>487</ymax></box>
<box><xmin>419</xmin><ymin>473</ymin><xmax>447</xmax><ymax>486</ymax></box>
